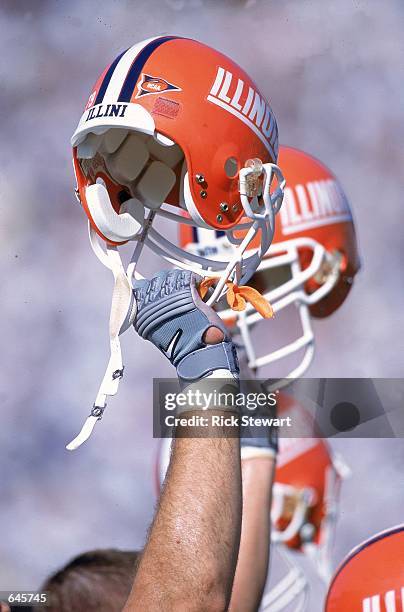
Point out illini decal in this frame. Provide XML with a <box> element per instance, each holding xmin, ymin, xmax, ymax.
<box><xmin>136</xmin><ymin>73</ymin><xmax>182</xmax><ymax>98</ymax></box>
<box><xmin>207</xmin><ymin>66</ymin><xmax>278</xmax><ymax>158</ymax></box>
<box><xmin>280</xmin><ymin>179</ymin><xmax>352</xmax><ymax>235</ymax></box>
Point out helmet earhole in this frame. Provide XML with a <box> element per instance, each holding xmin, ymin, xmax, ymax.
<box><xmin>224</xmin><ymin>157</ymin><xmax>239</xmax><ymax>178</ymax></box>
<box><xmin>118</xmin><ymin>190</ymin><xmax>131</xmax><ymax>205</ymax></box>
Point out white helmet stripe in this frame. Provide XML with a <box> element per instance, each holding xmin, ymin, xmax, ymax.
<box><xmin>103</xmin><ymin>37</ymin><xmax>159</xmax><ymax>104</ymax></box>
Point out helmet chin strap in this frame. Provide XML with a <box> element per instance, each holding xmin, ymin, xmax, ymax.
<box><xmin>66</xmin><ymin>227</ymin><xmax>140</xmax><ymax>451</ymax></box>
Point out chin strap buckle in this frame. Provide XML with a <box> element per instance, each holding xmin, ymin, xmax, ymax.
<box><xmin>91</xmin><ymin>404</ymin><xmax>106</xmax><ymax>418</ymax></box>
<box><xmin>112</xmin><ymin>367</ymin><xmax>125</xmax><ymax>380</ymax></box>
<box><xmin>66</xmin><ymin>234</ymin><xmax>139</xmax><ymax>452</ymax></box>
<box><xmin>66</xmin><ymin>402</ymin><xmax>107</xmax><ymax>452</ymax></box>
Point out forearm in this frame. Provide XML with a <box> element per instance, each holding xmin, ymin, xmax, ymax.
<box><xmin>125</xmin><ymin>415</ymin><xmax>242</xmax><ymax>612</ymax></box>
<box><xmin>229</xmin><ymin>457</ymin><xmax>276</xmax><ymax>612</ymax></box>
<box><xmin>126</xmin><ymin>269</ymin><xmax>242</xmax><ymax>610</ymax></box>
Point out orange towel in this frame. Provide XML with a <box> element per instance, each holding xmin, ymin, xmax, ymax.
<box><xmin>198</xmin><ymin>277</ymin><xmax>273</xmax><ymax>319</ymax></box>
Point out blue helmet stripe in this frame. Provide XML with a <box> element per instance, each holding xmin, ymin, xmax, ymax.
<box><xmin>118</xmin><ymin>36</ymin><xmax>179</xmax><ymax>102</ymax></box>
<box><xmin>94</xmin><ymin>49</ymin><xmax>128</xmax><ymax>106</ymax></box>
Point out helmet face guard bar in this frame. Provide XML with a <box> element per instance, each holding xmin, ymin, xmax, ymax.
<box><xmin>130</xmin><ymin>162</ymin><xmax>285</xmax><ymax>302</ymax></box>
<box><xmin>303</xmin><ymin>459</ymin><xmax>349</xmax><ymax>584</ymax></box>
<box><xmin>85</xmin><ymin>160</ymin><xmax>285</xmax><ymax>296</ymax></box>
<box><xmin>261</xmin><ymin>545</ymin><xmax>309</xmax><ymax>612</ymax></box>
<box><xmin>219</xmin><ymin>237</ymin><xmax>340</xmax><ymax>383</ymax></box>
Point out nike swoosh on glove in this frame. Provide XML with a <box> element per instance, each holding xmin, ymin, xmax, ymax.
<box><xmin>132</xmin><ymin>269</ymin><xmax>239</xmax><ymax>388</ymax></box>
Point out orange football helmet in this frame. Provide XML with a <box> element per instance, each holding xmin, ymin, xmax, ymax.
<box><xmin>179</xmin><ymin>145</ymin><xmax>360</xmax><ymax>381</ymax></box>
<box><xmin>72</xmin><ymin>36</ymin><xmax>284</xmax><ymax>294</ymax></box>
<box><xmin>325</xmin><ymin>525</ymin><xmax>404</xmax><ymax>611</ymax></box>
<box><xmin>260</xmin><ymin>393</ymin><xmax>349</xmax><ymax>610</ymax></box>
<box><xmin>67</xmin><ymin>36</ymin><xmax>285</xmax><ymax>449</ymax></box>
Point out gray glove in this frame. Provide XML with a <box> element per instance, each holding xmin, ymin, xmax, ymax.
<box><xmin>133</xmin><ymin>269</ymin><xmax>239</xmax><ymax>388</ymax></box>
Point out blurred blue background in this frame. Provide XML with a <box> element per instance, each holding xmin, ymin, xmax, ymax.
<box><xmin>1</xmin><ymin>1</ymin><xmax>403</xmax><ymax>608</ymax></box>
